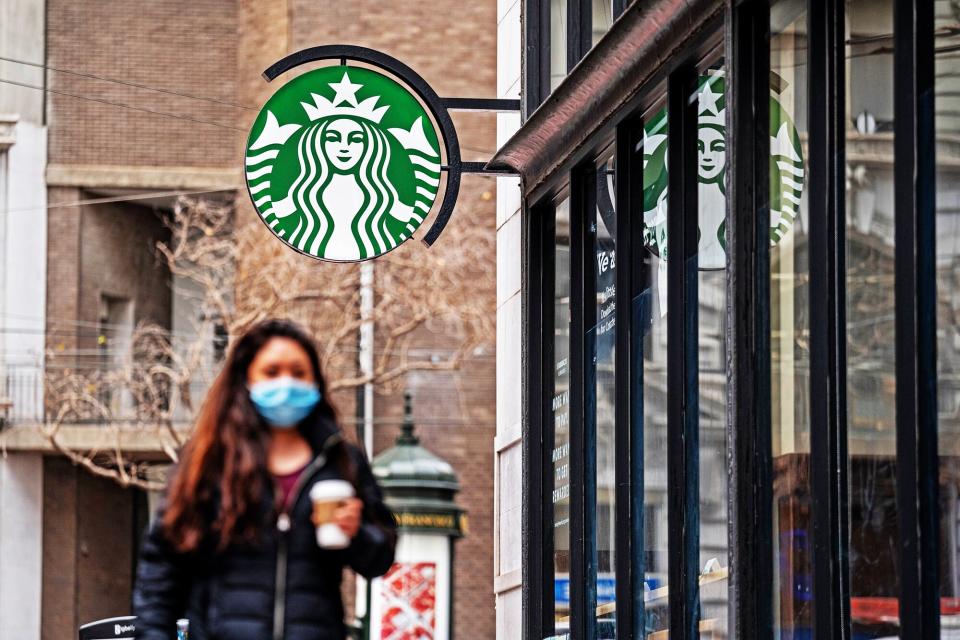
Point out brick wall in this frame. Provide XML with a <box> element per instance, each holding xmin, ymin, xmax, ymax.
<box><xmin>46</xmin><ymin>0</ymin><xmax>239</xmax><ymax>169</ymax></box>
<box><xmin>46</xmin><ymin>195</ymin><xmax>172</xmax><ymax>359</ymax></box>
<box><xmin>41</xmin><ymin>457</ymin><xmax>141</xmax><ymax>640</ymax></box>
<box><xmin>77</xmin><ymin>199</ymin><xmax>173</xmax><ymax>351</ymax></box>
<box><xmin>236</xmin><ymin>0</ymin><xmax>291</xmax><ymax>145</ymax></box>
<box><xmin>369</xmin><ymin>298</ymin><xmax>497</xmax><ymax>639</ymax></box>
<box><xmin>42</xmin><ymin>1</ymin><xmax>500</xmax><ymax>637</ymax></box>
<box><xmin>299</xmin><ymin>2</ymin><xmax>501</xmax><ymax>635</ymax></box>
<box><xmin>288</xmin><ymin>0</ymin><xmax>497</xmax><ymax>168</ymax></box>
<box><xmin>233</xmin><ymin>0</ymin><xmax>292</xmax><ymax>230</ymax></box>
<box><xmin>45</xmin><ymin>187</ymin><xmax>83</xmax><ymax>357</ymax></box>
<box><xmin>41</xmin><ymin>457</ymin><xmax>79</xmax><ymax>640</ymax></box>
<box><xmin>374</xmin><ymin>362</ymin><xmax>496</xmax><ymax>640</ymax></box>
<box><xmin>282</xmin><ymin>2</ymin><xmax>500</xmax><ymax>636</ymax></box>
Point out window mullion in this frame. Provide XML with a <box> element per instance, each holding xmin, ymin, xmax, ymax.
<box><xmin>612</xmin><ymin>0</ymin><xmax>628</xmax><ymax>20</ymax></box>
<box><xmin>807</xmin><ymin>0</ymin><xmax>851</xmax><ymax>637</ymax></box>
<box><xmin>583</xmin><ymin>166</ymin><xmax>600</xmax><ymax>640</ymax></box>
<box><xmin>614</xmin><ymin>117</ymin><xmax>646</xmax><ymax>640</ymax></box>
<box><xmin>569</xmin><ymin>167</ymin><xmax>590</xmax><ymax>640</ymax></box>
<box><xmin>567</xmin><ymin>0</ymin><xmax>592</xmax><ymax>72</ymax></box>
<box><xmin>525</xmin><ymin>202</ymin><xmax>553</xmax><ymax>639</ymax></box>
<box><xmin>893</xmin><ymin>0</ymin><xmax>941</xmax><ymax>637</ymax></box>
<box><xmin>725</xmin><ymin>1</ymin><xmax>775</xmax><ymax>638</ymax></box>
<box><xmin>666</xmin><ymin>64</ymin><xmax>701</xmax><ymax>640</ymax></box>
<box><xmin>523</xmin><ymin>0</ymin><xmax>551</xmax><ymax>116</ymax></box>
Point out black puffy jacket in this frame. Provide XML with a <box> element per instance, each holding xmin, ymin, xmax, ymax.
<box><xmin>133</xmin><ymin>426</ymin><xmax>396</xmax><ymax>640</ymax></box>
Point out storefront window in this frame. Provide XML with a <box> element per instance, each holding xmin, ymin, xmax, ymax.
<box><xmin>546</xmin><ymin>1</ymin><xmax>616</xmax><ymax>94</ymax></box>
<box><xmin>638</xmin><ymin>63</ymin><xmax>735</xmax><ymax>635</ymax></box>
<box><xmin>845</xmin><ymin>2</ymin><xmax>901</xmax><ymax>636</ymax></box>
<box><xmin>592</xmin><ymin>1</ymin><xmax>614</xmax><ymax>47</ymax></box>
<box><xmin>640</xmin><ymin>96</ymin><xmax>670</xmax><ymax>637</ymax></box>
<box><xmin>935</xmin><ymin>4</ymin><xmax>960</xmax><ymax>630</ymax></box>
<box><xmin>518</xmin><ymin>2</ymin><xmax>960</xmax><ymax>637</ymax></box>
<box><xmin>696</xmin><ymin>62</ymin><xmax>730</xmax><ymax>638</ymax></box>
<box><xmin>552</xmin><ymin>198</ymin><xmax>572</xmax><ymax>636</ymax></box>
<box><xmin>551</xmin><ymin>0</ymin><xmax>568</xmax><ymax>91</ymax></box>
<box><xmin>770</xmin><ymin>1</ymin><xmax>813</xmax><ymax>636</ymax></box>
<box><xmin>593</xmin><ymin>156</ymin><xmax>617</xmax><ymax>637</ymax></box>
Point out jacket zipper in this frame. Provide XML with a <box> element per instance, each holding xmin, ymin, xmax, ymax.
<box><xmin>272</xmin><ymin>433</ymin><xmax>344</xmax><ymax>640</ymax></box>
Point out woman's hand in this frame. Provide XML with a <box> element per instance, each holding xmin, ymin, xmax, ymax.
<box><xmin>333</xmin><ymin>498</ymin><xmax>364</xmax><ymax>539</ymax></box>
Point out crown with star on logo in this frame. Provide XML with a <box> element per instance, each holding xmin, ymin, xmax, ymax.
<box><xmin>698</xmin><ymin>76</ymin><xmax>725</xmax><ymax>128</ymax></box>
<box><xmin>301</xmin><ymin>69</ymin><xmax>389</xmax><ymax>124</ymax></box>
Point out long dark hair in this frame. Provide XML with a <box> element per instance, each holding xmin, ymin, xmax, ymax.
<box><xmin>162</xmin><ymin>319</ymin><xmax>345</xmax><ymax>552</ymax></box>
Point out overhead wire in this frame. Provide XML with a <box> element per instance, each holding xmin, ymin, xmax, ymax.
<box><xmin>6</xmin><ymin>187</ymin><xmax>240</xmax><ymax>215</ymax></box>
<box><xmin>0</xmin><ymin>55</ymin><xmax>258</xmax><ymax>111</ymax></box>
<box><xmin>0</xmin><ymin>77</ymin><xmax>245</xmax><ymax>132</ymax></box>
<box><xmin>0</xmin><ymin>57</ymin><xmax>499</xmax><ymax>156</ymax></box>
<box><xmin>0</xmin><ymin>56</ymin><xmax>501</xmax><ymax>359</ymax></box>
<box><xmin>0</xmin><ymin>61</ymin><xmax>500</xmax><ymax>414</ymax></box>
<box><xmin>3</xmin><ymin>167</ymin><xmax>498</xmax><ymax>215</ymax></box>
<box><xmin>0</xmin><ymin>76</ymin><xmax>499</xmax><ymax>180</ymax></box>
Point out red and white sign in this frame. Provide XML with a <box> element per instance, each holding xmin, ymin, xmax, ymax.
<box><xmin>380</xmin><ymin>562</ymin><xmax>437</xmax><ymax>639</ymax></box>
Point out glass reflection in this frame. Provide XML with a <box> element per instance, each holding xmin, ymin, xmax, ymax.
<box><xmin>935</xmin><ymin>3</ymin><xmax>960</xmax><ymax>635</ymax></box>
<box><xmin>642</xmin><ymin>100</ymin><xmax>670</xmax><ymax>636</ymax></box>
<box><xmin>594</xmin><ymin>157</ymin><xmax>617</xmax><ymax>638</ymax></box>
<box><xmin>592</xmin><ymin>0</ymin><xmax>614</xmax><ymax>47</ymax></box>
<box><xmin>551</xmin><ymin>0</ymin><xmax>568</xmax><ymax>91</ymax></box>
<box><xmin>770</xmin><ymin>1</ymin><xmax>814</xmax><ymax>637</ymax></box>
<box><xmin>846</xmin><ymin>2</ymin><xmax>901</xmax><ymax>637</ymax></box>
<box><xmin>552</xmin><ymin>198</ymin><xmax>572</xmax><ymax>637</ymax></box>
<box><xmin>697</xmin><ymin>60</ymin><xmax>729</xmax><ymax>639</ymax></box>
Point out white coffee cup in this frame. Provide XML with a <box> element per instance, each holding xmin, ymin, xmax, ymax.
<box><xmin>308</xmin><ymin>479</ymin><xmax>355</xmax><ymax>549</ymax></box>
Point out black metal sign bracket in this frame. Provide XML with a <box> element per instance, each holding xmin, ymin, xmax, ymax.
<box><xmin>443</xmin><ymin>98</ymin><xmax>522</xmax><ymax>112</ymax></box>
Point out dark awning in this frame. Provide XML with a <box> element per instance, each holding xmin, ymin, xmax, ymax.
<box><xmin>487</xmin><ymin>0</ymin><xmax>721</xmax><ymax>197</ymax></box>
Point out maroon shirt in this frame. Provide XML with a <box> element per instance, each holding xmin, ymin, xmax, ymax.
<box><xmin>273</xmin><ymin>464</ymin><xmax>307</xmax><ymax>510</ymax></box>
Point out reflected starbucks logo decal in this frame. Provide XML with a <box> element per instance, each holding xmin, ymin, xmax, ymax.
<box><xmin>245</xmin><ymin>66</ymin><xmax>441</xmax><ymax>262</ymax></box>
<box><xmin>642</xmin><ymin>73</ymin><xmax>805</xmax><ymax>269</ymax></box>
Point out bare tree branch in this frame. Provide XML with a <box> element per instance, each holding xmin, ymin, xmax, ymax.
<box><xmin>42</xmin><ymin>194</ymin><xmax>495</xmax><ymax>487</ymax></box>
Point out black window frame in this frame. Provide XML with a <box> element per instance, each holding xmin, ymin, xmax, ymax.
<box><xmin>518</xmin><ymin>0</ymin><xmax>943</xmax><ymax>638</ymax></box>
<box><xmin>523</xmin><ymin>17</ymin><xmax>725</xmax><ymax>638</ymax></box>
<box><xmin>522</xmin><ymin>0</ymin><xmax>626</xmax><ymax>114</ymax></box>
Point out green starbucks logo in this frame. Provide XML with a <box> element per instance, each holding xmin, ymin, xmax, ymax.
<box><xmin>642</xmin><ymin>73</ymin><xmax>805</xmax><ymax>269</ymax></box>
<box><xmin>245</xmin><ymin>66</ymin><xmax>441</xmax><ymax>261</ymax></box>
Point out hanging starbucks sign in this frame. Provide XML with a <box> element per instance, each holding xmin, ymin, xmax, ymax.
<box><xmin>641</xmin><ymin>73</ymin><xmax>805</xmax><ymax>270</ymax></box>
<box><xmin>245</xmin><ymin>45</ymin><xmax>516</xmax><ymax>263</ymax></box>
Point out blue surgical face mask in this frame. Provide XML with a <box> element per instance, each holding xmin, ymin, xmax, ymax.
<box><xmin>248</xmin><ymin>377</ymin><xmax>321</xmax><ymax>428</ymax></box>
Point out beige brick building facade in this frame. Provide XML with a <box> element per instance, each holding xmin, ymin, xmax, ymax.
<box><xmin>46</xmin><ymin>0</ymin><xmax>239</xmax><ymax>169</ymax></box>
<box><xmin>23</xmin><ymin>1</ymin><xmax>499</xmax><ymax>637</ymax></box>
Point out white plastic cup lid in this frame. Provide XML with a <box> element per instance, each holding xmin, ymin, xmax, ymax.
<box><xmin>309</xmin><ymin>479</ymin><xmax>355</xmax><ymax>501</ymax></box>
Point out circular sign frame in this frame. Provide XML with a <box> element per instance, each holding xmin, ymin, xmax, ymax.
<box><xmin>248</xmin><ymin>45</ymin><xmax>464</xmax><ymax>262</ymax></box>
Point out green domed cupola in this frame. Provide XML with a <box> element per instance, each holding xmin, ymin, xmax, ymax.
<box><xmin>371</xmin><ymin>391</ymin><xmax>465</xmax><ymax>537</ymax></box>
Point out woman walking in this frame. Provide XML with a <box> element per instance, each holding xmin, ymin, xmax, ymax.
<box><xmin>133</xmin><ymin>319</ymin><xmax>396</xmax><ymax>640</ymax></box>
